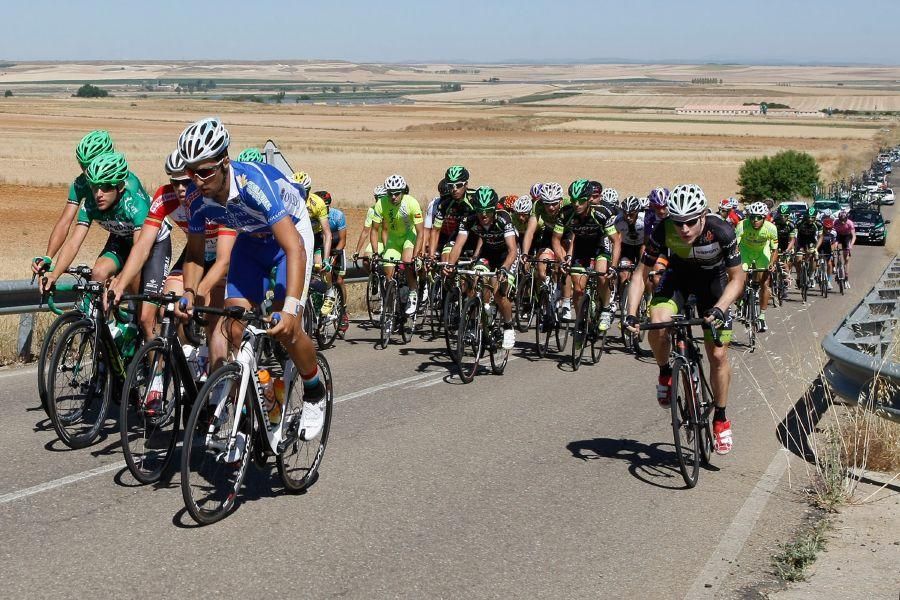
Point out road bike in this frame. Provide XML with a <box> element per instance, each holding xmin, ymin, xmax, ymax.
<box><xmin>305</xmin><ymin>267</ymin><xmax>346</xmax><ymax>349</ymax></box>
<box><xmin>639</xmin><ymin>308</ymin><xmax>718</xmax><ymax>488</ymax></box>
<box><xmin>455</xmin><ymin>267</ymin><xmax>511</xmax><ymax>383</ymax></box>
<box><xmin>795</xmin><ymin>250</ymin><xmax>815</xmax><ymax>303</ymax></box>
<box><xmin>815</xmin><ymin>253</ymin><xmax>830</xmax><ymax>298</ymax></box>
<box><xmin>181</xmin><ymin>306</ymin><xmax>333</xmax><ymax>525</ymax></box>
<box><xmin>771</xmin><ymin>254</ymin><xmax>791</xmax><ymax>306</ymax></box>
<box><xmin>371</xmin><ymin>257</ymin><xmax>416</xmax><ymax>348</ymax></box>
<box><xmin>570</xmin><ymin>268</ymin><xmax>604</xmax><ymax>370</ymax></box>
<box><xmin>45</xmin><ymin>284</ymin><xmax>139</xmax><ymax>449</ymax></box>
<box><xmin>514</xmin><ymin>259</ymin><xmax>538</xmax><ymax>333</ymax></box>
<box><xmin>617</xmin><ymin>263</ymin><xmax>650</xmax><ymax>357</ymax></box>
<box><xmin>528</xmin><ymin>258</ymin><xmax>570</xmax><ymax>358</ymax></box>
<box><xmin>737</xmin><ymin>263</ymin><xmax>767</xmax><ymax>353</ymax></box>
<box><xmin>833</xmin><ymin>248</ymin><xmax>848</xmax><ymax>295</ymax></box>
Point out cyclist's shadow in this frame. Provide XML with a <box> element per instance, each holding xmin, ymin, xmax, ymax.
<box><xmin>567</xmin><ymin>437</ymin><xmax>716</xmax><ymax>490</ymax></box>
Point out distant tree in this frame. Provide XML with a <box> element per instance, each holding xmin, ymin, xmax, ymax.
<box><xmin>352</xmin><ymin>85</ymin><xmax>358</xmax><ymax>92</ymax></box>
<box><xmin>331</xmin><ymin>85</ymin><xmax>341</xmax><ymax>94</ymax></box>
<box><xmin>207</xmin><ymin>79</ymin><xmax>217</xmax><ymax>89</ymax></box>
<box><xmin>4</xmin><ymin>90</ymin><xmax>12</xmax><ymax>97</ymax></box>
<box><xmin>74</xmin><ymin>83</ymin><xmax>109</xmax><ymax>98</ymax></box>
<box><xmin>738</xmin><ymin>150</ymin><xmax>821</xmax><ymax>202</ymax></box>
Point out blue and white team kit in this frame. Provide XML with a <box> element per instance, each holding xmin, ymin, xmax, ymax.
<box><xmin>186</xmin><ymin>161</ymin><xmax>314</xmax><ymax>304</ymax></box>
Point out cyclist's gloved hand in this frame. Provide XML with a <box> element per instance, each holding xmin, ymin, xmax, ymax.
<box><xmin>321</xmin><ymin>259</ymin><xmax>333</xmax><ymax>273</ymax></box>
<box><xmin>705</xmin><ymin>306</ymin><xmax>727</xmax><ymax>329</ymax></box>
<box><xmin>497</xmin><ymin>267</ymin><xmax>510</xmax><ymax>282</ymax></box>
<box><xmin>414</xmin><ymin>256</ymin><xmax>424</xmax><ymax>271</ymax></box>
<box><xmin>175</xmin><ymin>292</ymin><xmax>194</xmax><ymax>321</ymax></box>
<box><xmin>624</xmin><ymin>314</ymin><xmax>639</xmax><ymax>333</ymax></box>
<box><xmin>31</xmin><ymin>256</ymin><xmax>51</xmax><ymax>275</ymax></box>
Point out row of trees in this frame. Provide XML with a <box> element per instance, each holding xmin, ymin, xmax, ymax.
<box><xmin>737</xmin><ymin>150</ymin><xmax>820</xmax><ymax>202</ymax></box>
<box><xmin>691</xmin><ymin>77</ymin><xmax>723</xmax><ymax>84</ymax></box>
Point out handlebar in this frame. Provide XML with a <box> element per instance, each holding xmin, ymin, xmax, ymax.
<box><xmin>638</xmin><ymin>316</ymin><xmax>722</xmax><ymax>348</ymax></box>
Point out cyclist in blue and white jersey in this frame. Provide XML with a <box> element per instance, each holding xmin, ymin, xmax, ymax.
<box><xmin>174</xmin><ymin>117</ymin><xmax>324</xmax><ymax>439</ymax></box>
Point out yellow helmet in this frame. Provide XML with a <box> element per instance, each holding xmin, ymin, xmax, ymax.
<box><xmin>291</xmin><ymin>171</ymin><xmax>312</xmax><ymax>193</ymax></box>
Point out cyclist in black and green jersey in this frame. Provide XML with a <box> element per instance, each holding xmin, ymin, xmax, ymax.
<box><xmin>552</xmin><ymin>179</ymin><xmax>620</xmax><ymax>328</ymax></box>
<box><xmin>794</xmin><ymin>207</ymin><xmax>821</xmax><ymax>286</ymax></box>
<box><xmin>624</xmin><ymin>184</ymin><xmax>745</xmax><ymax>455</ymax></box>
<box><xmin>32</xmin><ymin>130</ymin><xmax>148</xmax><ymax>276</ymax></box>
<box><xmin>431</xmin><ymin>165</ymin><xmax>476</xmax><ymax>261</ymax></box>
<box><xmin>41</xmin><ymin>152</ymin><xmax>172</xmax><ymax>340</ymax></box>
<box><xmin>773</xmin><ymin>204</ymin><xmax>797</xmax><ymax>287</ymax></box>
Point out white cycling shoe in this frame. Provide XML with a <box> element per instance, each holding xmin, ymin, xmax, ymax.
<box><xmin>502</xmin><ymin>328</ymin><xmax>516</xmax><ymax>350</ymax></box>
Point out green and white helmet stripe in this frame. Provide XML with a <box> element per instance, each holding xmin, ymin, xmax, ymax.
<box><xmin>86</xmin><ymin>152</ymin><xmax>129</xmax><ymax>186</ymax></box>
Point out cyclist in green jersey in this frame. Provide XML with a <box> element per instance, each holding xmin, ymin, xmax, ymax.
<box><xmin>32</xmin><ymin>130</ymin><xmax>147</xmax><ymax>275</ymax></box>
<box><xmin>521</xmin><ymin>182</ymin><xmax>569</xmax><ymax>283</ymax></box>
<box><xmin>735</xmin><ymin>202</ymin><xmax>778</xmax><ymax>332</ymax></box>
<box><xmin>41</xmin><ymin>152</ymin><xmax>171</xmax><ymax>339</ymax></box>
<box><xmin>370</xmin><ymin>174</ymin><xmax>425</xmax><ymax>315</ymax></box>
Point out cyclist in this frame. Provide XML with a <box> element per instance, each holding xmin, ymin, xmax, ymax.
<box><xmin>735</xmin><ymin>202</ymin><xmax>778</xmax><ymax>332</ymax></box>
<box><xmin>834</xmin><ymin>209</ymin><xmax>856</xmax><ymax>288</ymax></box>
<box><xmin>445</xmin><ymin>186</ymin><xmax>518</xmax><ymax>350</ymax></box>
<box><xmin>644</xmin><ymin>187</ymin><xmax>669</xmax><ymax>237</ymax></box>
<box><xmin>521</xmin><ymin>182</ymin><xmax>567</xmax><ymax>286</ymax></box>
<box><xmin>370</xmin><ymin>174</ymin><xmax>425</xmax><ymax>316</ymax></box>
<box><xmin>717</xmin><ymin>198</ymin><xmax>742</xmax><ymax>228</ymax></box>
<box><xmin>773</xmin><ymin>204</ymin><xmax>797</xmax><ymax>287</ymax></box>
<box><xmin>816</xmin><ymin>216</ymin><xmax>839</xmax><ymax>290</ymax></box>
<box><xmin>236</xmin><ymin>147</ymin><xmax>264</xmax><ymax>163</ymax></box>
<box><xmin>431</xmin><ymin>166</ymin><xmax>476</xmax><ymax>262</ymax></box>
<box><xmin>529</xmin><ymin>182</ymin><xmax>543</xmax><ymax>203</ymax></box>
<box><xmin>319</xmin><ymin>191</ymin><xmax>349</xmax><ymax>331</ymax></box>
<box><xmin>354</xmin><ymin>185</ymin><xmax>388</xmax><ymax>266</ymax></box>
<box><xmin>509</xmin><ymin>195</ymin><xmax>534</xmax><ymax>251</ymax></box>
<box><xmin>614</xmin><ymin>195</ymin><xmax>647</xmax><ymax>297</ymax></box>
<box><xmin>174</xmin><ymin>117</ymin><xmax>325</xmax><ymax>440</ymax></box>
<box><xmin>40</xmin><ymin>151</ymin><xmax>170</xmax><ymax>340</ymax></box>
<box><xmin>33</xmin><ymin>130</ymin><xmax>148</xmax><ymax>276</ymax></box>
<box><xmin>424</xmin><ymin>179</ymin><xmax>451</xmax><ymax>257</ymax></box>
<box><xmin>624</xmin><ymin>184</ymin><xmax>745</xmax><ymax>455</ymax></box>
<box><xmin>291</xmin><ymin>171</ymin><xmax>332</xmax><ymax>274</ymax></box>
<box><xmin>552</xmin><ymin>179</ymin><xmax>620</xmax><ymax>328</ymax></box>
<box><xmin>794</xmin><ymin>207</ymin><xmax>821</xmax><ymax>287</ymax></box>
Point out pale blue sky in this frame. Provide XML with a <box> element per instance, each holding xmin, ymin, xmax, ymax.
<box><xmin>2</xmin><ymin>0</ymin><xmax>897</xmax><ymax>64</ymax></box>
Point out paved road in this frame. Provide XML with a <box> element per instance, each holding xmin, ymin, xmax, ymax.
<box><xmin>0</xmin><ymin>201</ymin><xmax>895</xmax><ymax>599</ymax></box>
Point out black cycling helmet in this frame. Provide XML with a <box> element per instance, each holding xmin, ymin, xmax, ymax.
<box><xmin>589</xmin><ymin>180</ymin><xmax>603</xmax><ymax>197</ymax></box>
<box><xmin>472</xmin><ymin>186</ymin><xmax>498</xmax><ymax>213</ymax></box>
<box><xmin>438</xmin><ymin>177</ymin><xmax>452</xmax><ymax>200</ymax></box>
<box><xmin>445</xmin><ymin>165</ymin><xmax>470</xmax><ymax>184</ymax></box>
<box><xmin>316</xmin><ymin>190</ymin><xmax>332</xmax><ymax>206</ymax></box>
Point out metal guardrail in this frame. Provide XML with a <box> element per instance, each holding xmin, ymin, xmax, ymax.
<box><xmin>822</xmin><ymin>256</ymin><xmax>900</xmax><ymax>423</ymax></box>
<box><xmin>0</xmin><ymin>265</ymin><xmax>371</xmax><ymax>361</ymax></box>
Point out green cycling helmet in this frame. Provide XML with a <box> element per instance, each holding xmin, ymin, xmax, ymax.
<box><xmin>86</xmin><ymin>152</ymin><xmax>129</xmax><ymax>187</ymax></box>
<box><xmin>472</xmin><ymin>186</ymin><xmax>498</xmax><ymax>213</ymax></box>
<box><xmin>807</xmin><ymin>206</ymin><xmax>817</xmax><ymax>218</ymax></box>
<box><xmin>778</xmin><ymin>204</ymin><xmax>790</xmax><ymax>215</ymax></box>
<box><xmin>75</xmin><ymin>130</ymin><xmax>114</xmax><ymax>167</ymax></box>
<box><xmin>236</xmin><ymin>147</ymin><xmax>263</xmax><ymax>163</ymax></box>
<box><xmin>445</xmin><ymin>165</ymin><xmax>470</xmax><ymax>184</ymax></box>
<box><xmin>568</xmin><ymin>178</ymin><xmax>592</xmax><ymax>203</ymax></box>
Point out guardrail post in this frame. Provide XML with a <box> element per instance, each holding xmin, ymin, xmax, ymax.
<box><xmin>17</xmin><ymin>313</ymin><xmax>34</xmax><ymax>361</ymax></box>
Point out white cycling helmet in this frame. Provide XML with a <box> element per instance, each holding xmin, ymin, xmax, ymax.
<box><xmin>384</xmin><ymin>174</ymin><xmax>407</xmax><ymax>192</ymax></box>
<box><xmin>373</xmin><ymin>184</ymin><xmax>387</xmax><ymax>198</ymax></box>
<box><xmin>667</xmin><ymin>184</ymin><xmax>708</xmax><ymax>221</ymax></box>
<box><xmin>529</xmin><ymin>182</ymin><xmax>543</xmax><ymax>200</ymax></box>
<box><xmin>822</xmin><ymin>208</ymin><xmax>833</xmax><ymax>218</ymax></box>
<box><xmin>622</xmin><ymin>195</ymin><xmax>642</xmax><ymax>213</ymax></box>
<box><xmin>513</xmin><ymin>195</ymin><xmax>534</xmax><ymax>214</ymax></box>
<box><xmin>539</xmin><ymin>181</ymin><xmax>564</xmax><ymax>204</ymax></box>
<box><xmin>601</xmin><ymin>188</ymin><xmax>619</xmax><ymax>205</ymax></box>
<box><xmin>728</xmin><ymin>196</ymin><xmax>739</xmax><ymax>209</ymax></box>
<box><xmin>638</xmin><ymin>196</ymin><xmax>649</xmax><ymax>210</ymax></box>
<box><xmin>164</xmin><ymin>149</ymin><xmax>186</xmax><ymax>176</ymax></box>
<box><xmin>177</xmin><ymin>117</ymin><xmax>230</xmax><ymax>165</ymax></box>
<box><xmin>291</xmin><ymin>171</ymin><xmax>312</xmax><ymax>193</ymax></box>
<box><xmin>746</xmin><ymin>201</ymin><xmax>769</xmax><ymax>217</ymax></box>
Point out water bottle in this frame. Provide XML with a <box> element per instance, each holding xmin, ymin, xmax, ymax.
<box><xmin>271</xmin><ymin>379</ymin><xmax>285</xmax><ymax>425</ymax></box>
<box><xmin>183</xmin><ymin>343</ymin><xmax>199</xmax><ymax>380</ymax></box>
<box><xmin>196</xmin><ymin>346</ymin><xmax>209</xmax><ymax>382</ymax></box>
<box><xmin>110</xmin><ymin>319</ymin><xmax>139</xmax><ymax>359</ymax></box>
<box><xmin>258</xmin><ymin>369</ymin><xmax>276</xmax><ymax>415</ymax></box>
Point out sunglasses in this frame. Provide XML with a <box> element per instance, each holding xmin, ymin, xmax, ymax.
<box><xmin>673</xmin><ymin>216</ymin><xmax>701</xmax><ymax>228</ymax></box>
<box><xmin>449</xmin><ymin>182</ymin><xmax>467</xmax><ymax>189</ymax></box>
<box><xmin>749</xmin><ymin>215</ymin><xmax>765</xmax><ymax>222</ymax></box>
<box><xmin>389</xmin><ymin>190</ymin><xmax>404</xmax><ymax>197</ymax></box>
<box><xmin>476</xmin><ymin>209</ymin><xmax>495</xmax><ymax>215</ymax></box>
<box><xmin>91</xmin><ymin>183</ymin><xmax>118</xmax><ymax>193</ymax></box>
<box><xmin>170</xmin><ymin>177</ymin><xmax>191</xmax><ymax>187</ymax></box>
<box><xmin>186</xmin><ymin>158</ymin><xmax>225</xmax><ymax>181</ymax></box>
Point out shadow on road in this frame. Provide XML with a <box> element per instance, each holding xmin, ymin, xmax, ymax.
<box><xmin>567</xmin><ymin>437</ymin><xmax>715</xmax><ymax>490</ymax></box>
<box><xmin>776</xmin><ymin>375</ymin><xmax>830</xmax><ymax>463</ymax></box>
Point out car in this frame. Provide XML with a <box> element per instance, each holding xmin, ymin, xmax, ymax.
<box><xmin>875</xmin><ymin>188</ymin><xmax>894</xmax><ymax>205</ymax></box>
<box><xmin>812</xmin><ymin>199</ymin><xmax>842</xmax><ymax>217</ymax></box>
<box><xmin>777</xmin><ymin>200</ymin><xmax>807</xmax><ymax>222</ymax></box>
<box><xmin>848</xmin><ymin>207</ymin><xmax>889</xmax><ymax>246</ymax></box>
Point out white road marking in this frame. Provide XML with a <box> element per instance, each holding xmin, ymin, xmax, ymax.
<box><xmin>684</xmin><ymin>448</ymin><xmax>791</xmax><ymax>599</ymax></box>
<box><xmin>0</xmin><ymin>461</ymin><xmax>125</xmax><ymax>505</ymax></box>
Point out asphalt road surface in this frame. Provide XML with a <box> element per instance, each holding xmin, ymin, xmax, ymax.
<box><xmin>1</xmin><ymin>200</ymin><xmax>895</xmax><ymax>599</ymax></box>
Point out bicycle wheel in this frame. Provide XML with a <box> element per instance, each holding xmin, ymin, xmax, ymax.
<box><xmin>316</xmin><ymin>287</ymin><xmax>343</xmax><ymax>349</ymax></box>
<box><xmin>456</xmin><ymin>297</ymin><xmax>483</xmax><ymax>383</ymax></box>
<box><xmin>120</xmin><ymin>339</ymin><xmax>181</xmax><ymax>484</ymax></box>
<box><xmin>555</xmin><ymin>318</ymin><xmax>570</xmax><ymax>353</ymax></box>
<box><xmin>670</xmin><ymin>358</ymin><xmax>701</xmax><ymax>488</ymax></box>
<box><xmin>819</xmin><ymin>262</ymin><xmax>829</xmax><ymax>298</ymax></box>
<box><xmin>39</xmin><ymin>311</ymin><xmax>82</xmax><ymax>416</ymax></box>
<box><xmin>365</xmin><ymin>271</ymin><xmax>381</xmax><ymax>326</ymax></box>
<box><xmin>590</xmin><ymin>303</ymin><xmax>609</xmax><ymax>364</ymax></box>
<box><xmin>772</xmin><ymin>269</ymin><xmax>783</xmax><ymax>308</ymax></box>
<box><xmin>488</xmin><ymin>316</ymin><xmax>510</xmax><ymax>375</ymax></box>
<box><xmin>181</xmin><ymin>363</ymin><xmax>252</xmax><ymax>525</ymax></box>
<box><xmin>46</xmin><ymin>319</ymin><xmax>111</xmax><ymax>449</ymax></box>
<box><xmin>278</xmin><ymin>352</ymin><xmax>333</xmax><ymax>492</ymax></box>
<box><xmin>571</xmin><ymin>297</ymin><xmax>590</xmax><ymax>371</ymax></box>
<box><xmin>443</xmin><ymin>285</ymin><xmax>462</xmax><ymax>360</ymax></box>
<box><xmin>379</xmin><ymin>280</ymin><xmax>397</xmax><ymax>349</ymax></box>
<box><xmin>799</xmin><ymin>265</ymin><xmax>808</xmax><ymax>303</ymax></box>
<box><xmin>747</xmin><ymin>297</ymin><xmax>757</xmax><ymax>353</ymax></box>
<box><xmin>696</xmin><ymin>368</ymin><xmax>715</xmax><ymax>467</ymax></box>
<box><xmin>429</xmin><ymin>276</ymin><xmax>445</xmax><ymax>338</ymax></box>
<box><xmin>535</xmin><ymin>288</ymin><xmax>553</xmax><ymax>358</ymax></box>
<box><xmin>836</xmin><ymin>259</ymin><xmax>846</xmax><ymax>295</ymax></box>
<box><xmin>631</xmin><ymin>293</ymin><xmax>651</xmax><ymax>358</ymax></box>
<box><xmin>415</xmin><ymin>278</ymin><xmax>431</xmax><ymax>336</ymax></box>
<box><xmin>514</xmin><ymin>272</ymin><xmax>535</xmax><ymax>333</ymax></box>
